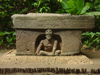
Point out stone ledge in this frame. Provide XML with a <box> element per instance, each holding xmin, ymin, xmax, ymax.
<box><xmin>0</xmin><ymin>50</ymin><xmax>93</xmax><ymax>65</ymax></box>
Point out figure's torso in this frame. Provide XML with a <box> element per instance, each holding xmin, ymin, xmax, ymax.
<box><xmin>42</xmin><ymin>39</ymin><xmax>56</xmax><ymax>52</ymax></box>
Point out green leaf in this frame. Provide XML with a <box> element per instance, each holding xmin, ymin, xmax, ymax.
<box><xmin>0</xmin><ymin>32</ymin><xmax>5</xmax><ymax>36</ymax></box>
<box><xmin>0</xmin><ymin>40</ymin><xmax>3</xmax><ymax>45</ymax></box>
<box><xmin>80</xmin><ymin>3</ymin><xmax>91</xmax><ymax>14</ymax></box>
<box><xmin>4</xmin><ymin>32</ymin><xmax>11</xmax><ymax>35</ymax></box>
<box><xmin>57</xmin><ymin>0</ymin><xmax>62</xmax><ymax>2</ymax></box>
<box><xmin>19</xmin><ymin>8</ymin><xmax>28</xmax><ymax>14</ymax></box>
<box><xmin>8</xmin><ymin>6</ymin><xmax>14</xmax><ymax>9</ymax></box>
<box><xmin>13</xmin><ymin>32</ymin><xmax>16</xmax><ymax>35</ymax></box>
<box><xmin>66</xmin><ymin>0</ymin><xmax>76</xmax><ymax>14</ymax></box>
<box><xmin>34</xmin><ymin>3</ymin><xmax>38</xmax><ymax>7</ymax></box>
<box><xmin>96</xmin><ymin>32</ymin><xmax>100</xmax><ymax>35</ymax></box>
<box><xmin>0</xmin><ymin>6</ymin><xmax>4</xmax><ymax>9</ymax></box>
<box><xmin>84</xmin><ymin>40</ymin><xmax>89</xmax><ymax>45</ymax></box>
<box><xmin>75</xmin><ymin>0</ymin><xmax>84</xmax><ymax>14</ymax></box>
<box><xmin>96</xmin><ymin>45</ymin><xmax>100</xmax><ymax>49</ymax></box>
<box><xmin>91</xmin><ymin>34</ymin><xmax>95</xmax><ymax>38</ymax></box>
<box><xmin>85</xmin><ymin>12</ymin><xmax>100</xmax><ymax>16</ymax></box>
<box><xmin>75</xmin><ymin>0</ymin><xmax>84</xmax><ymax>10</ymax></box>
<box><xmin>56</xmin><ymin>9</ymin><xmax>65</xmax><ymax>13</ymax></box>
<box><xmin>61</xmin><ymin>0</ymin><xmax>68</xmax><ymax>10</ymax></box>
<box><xmin>6</xmin><ymin>37</ymin><xmax>13</xmax><ymax>42</ymax></box>
<box><xmin>7</xmin><ymin>44</ymin><xmax>10</xmax><ymax>47</ymax></box>
<box><xmin>82</xmin><ymin>32</ymin><xmax>89</xmax><ymax>35</ymax></box>
<box><xmin>62</xmin><ymin>0</ymin><xmax>67</xmax><ymax>3</ymax></box>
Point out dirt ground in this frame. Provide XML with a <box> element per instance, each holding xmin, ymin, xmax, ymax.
<box><xmin>0</xmin><ymin>49</ymin><xmax>9</xmax><ymax>56</ymax></box>
<box><xmin>0</xmin><ymin>50</ymin><xmax>93</xmax><ymax>65</ymax></box>
<box><xmin>0</xmin><ymin>48</ymin><xmax>100</xmax><ymax>75</ymax></box>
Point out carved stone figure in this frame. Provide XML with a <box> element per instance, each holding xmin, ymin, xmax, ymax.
<box><xmin>35</xmin><ymin>29</ymin><xmax>61</xmax><ymax>56</ymax></box>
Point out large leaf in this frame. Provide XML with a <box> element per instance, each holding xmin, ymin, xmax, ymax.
<box><xmin>75</xmin><ymin>0</ymin><xmax>84</xmax><ymax>14</ymax></box>
<box><xmin>6</xmin><ymin>37</ymin><xmax>13</xmax><ymax>43</ymax></box>
<box><xmin>0</xmin><ymin>32</ymin><xmax>5</xmax><ymax>36</ymax></box>
<box><xmin>95</xmin><ymin>5</ymin><xmax>100</xmax><ymax>11</ymax></box>
<box><xmin>61</xmin><ymin>0</ymin><xmax>68</xmax><ymax>10</ymax></box>
<box><xmin>4</xmin><ymin>32</ymin><xmax>11</xmax><ymax>35</ymax></box>
<box><xmin>62</xmin><ymin>0</ymin><xmax>67</xmax><ymax>3</ymax></box>
<box><xmin>13</xmin><ymin>32</ymin><xmax>16</xmax><ymax>36</ymax></box>
<box><xmin>0</xmin><ymin>40</ymin><xmax>3</xmax><ymax>45</ymax></box>
<box><xmin>85</xmin><ymin>12</ymin><xmax>100</xmax><ymax>16</ymax></box>
<box><xmin>19</xmin><ymin>8</ymin><xmax>28</xmax><ymax>14</ymax></box>
<box><xmin>57</xmin><ymin>0</ymin><xmax>62</xmax><ymax>2</ymax></box>
<box><xmin>80</xmin><ymin>3</ymin><xmax>91</xmax><ymax>14</ymax></box>
<box><xmin>75</xmin><ymin>0</ymin><xmax>84</xmax><ymax>10</ymax></box>
<box><xmin>66</xmin><ymin>0</ymin><xmax>76</xmax><ymax>14</ymax></box>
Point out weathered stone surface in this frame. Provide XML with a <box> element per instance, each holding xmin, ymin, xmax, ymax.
<box><xmin>12</xmin><ymin>13</ymin><xmax>94</xmax><ymax>29</ymax></box>
<box><xmin>16</xmin><ymin>29</ymin><xmax>82</xmax><ymax>55</ymax></box>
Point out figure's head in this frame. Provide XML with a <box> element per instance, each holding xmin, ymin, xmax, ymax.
<box><xmin>45</xmin><ymin>29</ymin><xmax>52</xmax><ymax>40</ymax></box>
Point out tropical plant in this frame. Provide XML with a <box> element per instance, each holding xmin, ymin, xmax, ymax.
<box><xmin>33</xmin><ymin>0</ymin><xmax>61</xmax><ymax>13</ymax></box>
<box><xmin>57</xmin><ymin>0</ymin><xmax>91</xmax><ymax>15</ymax></box>
<box><xmin>33</xmin><ymin>0</ymin><xmax>51</xmax><ymax>13</ymax></box>
<box><xmin>82</xmin><ymin>0</ymin><xmax>100</xmax><ymax>49</ymax></box>
<box><xmin>0</xmin><ymin>0</ymin><xmax>36</xmax><ymax>49</ymax></box>
<box><xmin>82</xmin><ymin>32</ymin><xmax>100</xmax><ymax>49</ymax></box>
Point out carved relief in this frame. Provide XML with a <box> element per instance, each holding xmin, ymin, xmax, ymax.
<box><xmin>35</xmin><ymin>29</ymin><xmax>61</xmax><ymax>56</ymax></box>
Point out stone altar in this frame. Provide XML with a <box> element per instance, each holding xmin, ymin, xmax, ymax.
<box><xmin>11</xmin><ymin>13</ymin><xmax>94</xmax><ymax>55</ymax></box>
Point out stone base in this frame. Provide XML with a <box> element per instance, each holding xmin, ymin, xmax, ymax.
<box><xmin>60</xmin><ymin>51</ymin><xmax>80</xmax><ymax>56</ymax></box>
<box><xmin>0</xmin><ymin>50</ymin><xmax>93</xmax><ymax>65</ymax></box>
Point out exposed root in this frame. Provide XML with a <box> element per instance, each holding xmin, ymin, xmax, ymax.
<box><xmin>0</xmin><ymin>68</ymin><xmax>100</xmax><ymax>74</ymax></box>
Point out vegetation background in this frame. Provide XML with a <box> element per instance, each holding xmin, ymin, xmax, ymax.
<box><xmin>0</xmin><ymin>0</ymin><xmax>100</xmax><ymax>49</ymax></box>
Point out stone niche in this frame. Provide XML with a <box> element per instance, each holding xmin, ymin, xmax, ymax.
<box><xmin>11</xmin><ymin>13</ymin><xmax>94</xmax><ymax>55</ymax></box>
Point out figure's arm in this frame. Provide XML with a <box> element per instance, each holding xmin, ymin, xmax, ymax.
<box><xmin>52</xmin><ymin>40</ymin><xmax>57</xmax><ymax>54</ymax></box>
<box><xmin>35</xmin><ymin>40</ymin><xmax>43</xmax><ymax>55</ymax></box>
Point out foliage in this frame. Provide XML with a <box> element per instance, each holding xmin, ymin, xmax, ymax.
<box><xmin>85</xmin><ymin>12</ymin><xmax>100</xmax><ymax>15</ymax></box>
<box><xmin>82</xmin><ymin>0</ymin><xmax>100</xmax><ymax>49</ymax></box>
<box><xmin>0</xmin><ymin>31</ymin><xmax>16</xmax><ymax>48</ymax></box>
<box><xmin>58</xmin><ymin>0</ymin><xmax>91</xmax><ymax>15</ymax></box>
<box><xmin>82</xmin><ymin>15</ymin><xmax>100</xmax><ymax>49</ymax></box>
<box><xmin>33</xmin><ymin>0</ymin><xmax>61</xmax><ymax>13</ymax></box>
<box><xmin>94</xmin><ymin>0</ymin><xmax>100</xmax><ymax>11</ymax></box>
<box><xmin>84</xmin><ymin>0</ymin><xmax>100</xmax><ymax>16</ymax></box>
<box><xmin>85</xmin><ymin>0</ymin><xmax>100</xmax><ymax>11</ymax></box>
<box><xmin>82</xmin><ymin>32</ymin><xmax>100</xmax><ymax>49</ymax></box>
<box><xmin>33</xmin><ymin>0</ymin><xmax>51</xmax><ymax>13</ymax></box>
<box><xmin>0</xmin><ymin>0</ymin><xmax>36</xmax><ymax>49</ymax></box>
